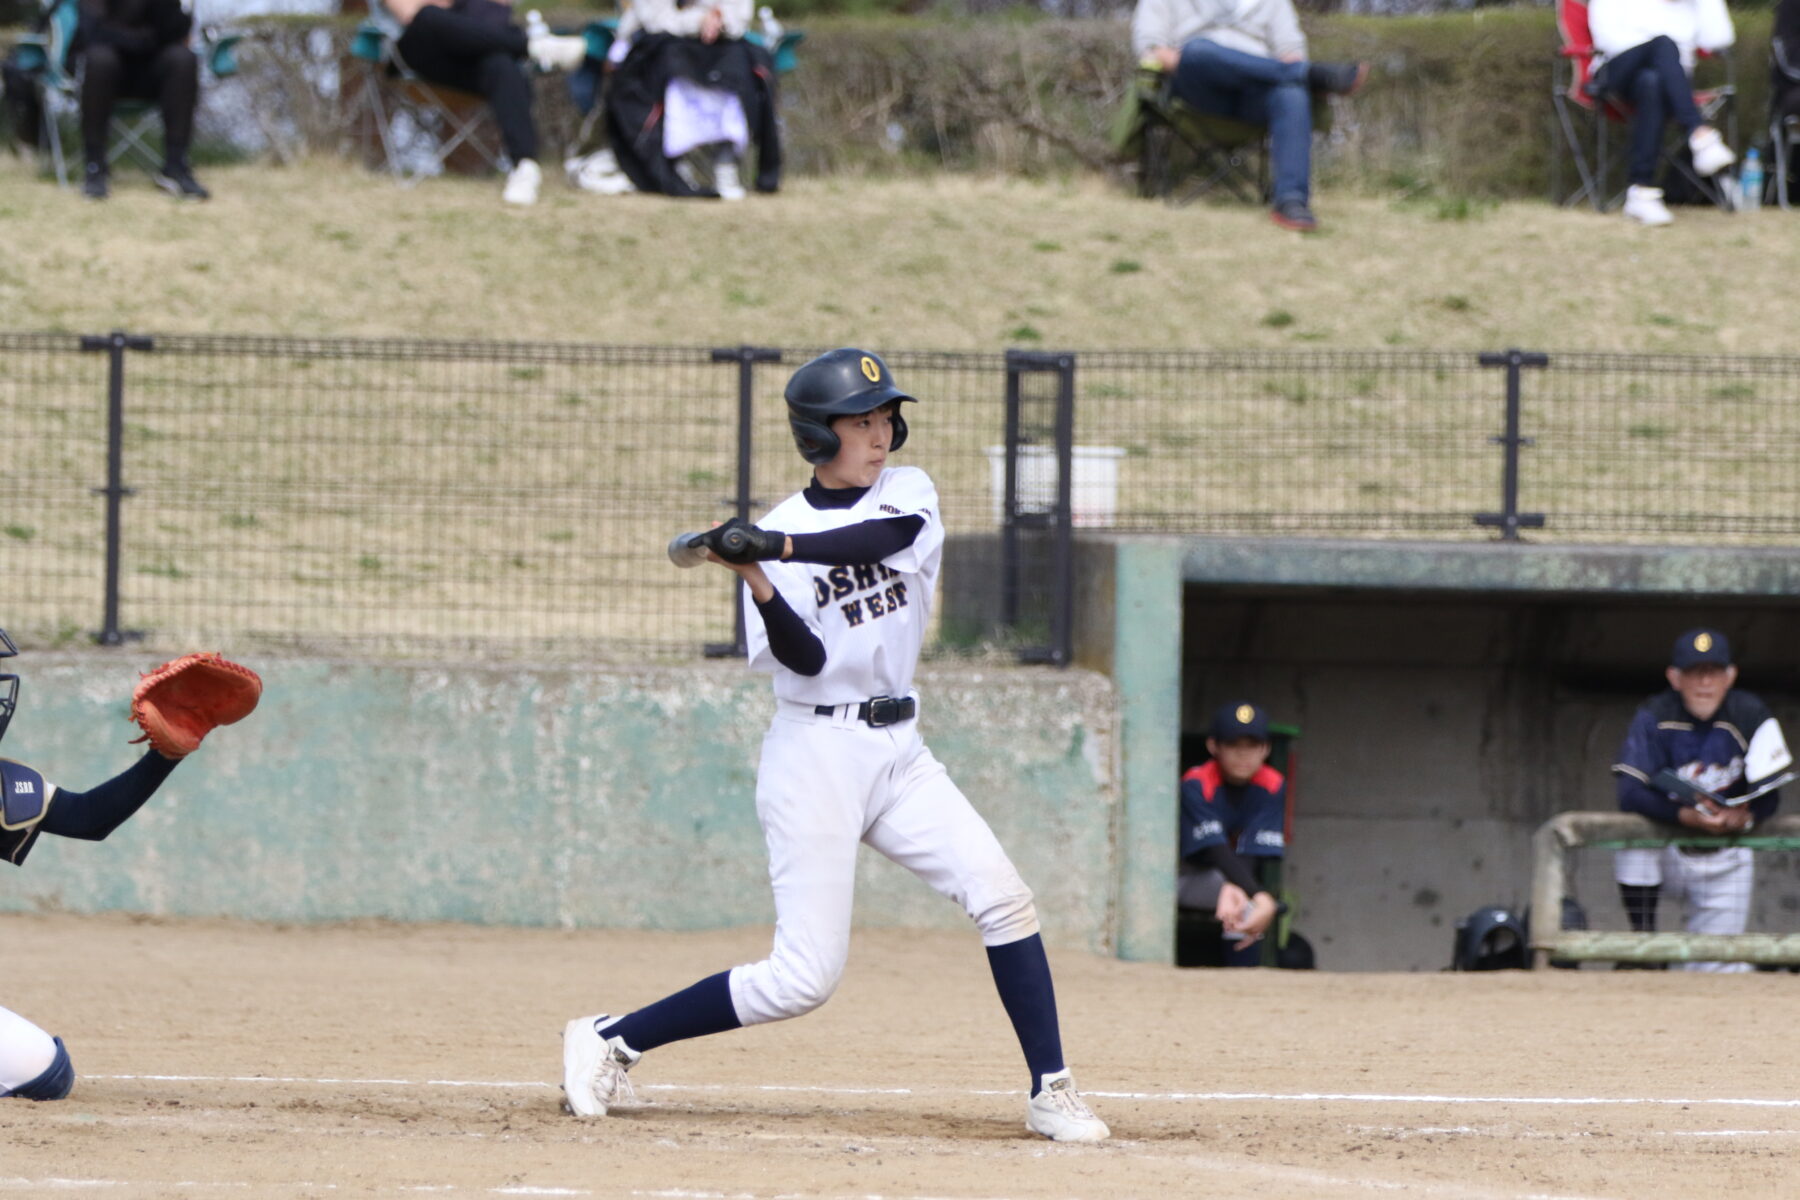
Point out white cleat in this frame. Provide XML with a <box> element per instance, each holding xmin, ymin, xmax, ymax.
<box><xmin>1025</xmin><ymin>1069</ymin><xmax>1110</xmax><ymax>1143</ymax></box>
<box><xmin>561</xmin><ymin>1014</ymin><xmax>640</xmax><ymax>1117</ymax></box>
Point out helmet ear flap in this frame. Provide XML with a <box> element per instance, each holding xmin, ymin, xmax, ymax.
<box><xmin>888</xmin><ymin>410</ymin><xmax>908</xmax><ymax>454</ymax></box>
<box><xmin>789</xmin><ymin>414</ymin><xmax>841</xmax><ymax>465</ymax></box>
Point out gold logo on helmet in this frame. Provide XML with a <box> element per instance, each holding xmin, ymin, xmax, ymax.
<box><xmin>1696</xmin><ymin>633</ymin><xmax>1713</xmax><ymax>652</ymax></box>
<box><xmin>859</xmin><ymin>355</ymin><xmax>881</xmax><ymax>382</ymax></box>
<box><xmin>1235</xmin><ymin>705</ymin><xmax>1255</xmax><ymax>723</ymax></box>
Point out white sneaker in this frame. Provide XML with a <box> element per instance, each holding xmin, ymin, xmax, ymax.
<box><xmin>529</xmin><ymin>33</ymin><xmax>589</xmax><ymax>73</ymax></box>
<box><xmin>713</xmin><ymin>156</ymin><xmax>746</xmax><ymax>201</ymax></box>
<box><xmin>1024</xmin><ymin>1069</ymin><xmax>1110</xmax><ymax>1143</ymax></box>
<box><xmin>562</xmin><ymin>1015</ymin><xmax>640</xmax><ymax>1117</ymax></box>
<box><xmin>503</xmin><ymin>158</ymin><xmax>542</xmax><ymax>206</ymax></box>
<box><xmin>567</xmin><ymin>151</ymin><xmax>635</xmax><ymax>194</ymax></box>
<box><xmin>1623</xmin><ymin>184</ymin><xmax>1673</xmax><ymax>226</ymax></box>
<box><xmin>1689</xmin><ymin>127</ymin><xmax>1735</xmax><ymax>177</ymax></box>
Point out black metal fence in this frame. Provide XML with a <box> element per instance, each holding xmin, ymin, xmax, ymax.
<box><xmin>6</xmin><ymin>333</ymin><xmax>1800</xmax><ymax>662</ymax></box>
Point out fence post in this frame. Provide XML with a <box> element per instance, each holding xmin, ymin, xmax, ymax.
<box><xmin>1002</xmin><ymin>349</ymin><xmax>1076</xmax><ymax>667</ymax></box>
<box><xmin>1475</xmin><ymin>349</ymin><xmax>1548</xmax><ymax>542</ymax></box>
<box><xmin>707</xmin><ymin>345</ymin><xmax>782</xmax><ymax>658</ymax></box>
<box><xmin>79</xmin><ymin>330</ymin><xmax>153</xmax><ymax>646</ymax></box>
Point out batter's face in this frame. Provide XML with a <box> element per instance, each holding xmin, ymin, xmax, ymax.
<box><xmin>817</xmin><ymin>405</ymin><xmax>894</xmax><ymax>490</ymax></box>
<box><xmin>1207</xmin><ymin>736</ymin><xmax>1270</xmax><ymax>785</ymax></box>
<box><xmin>1667</xmin><ymin>663</ymin><xmax>1737</xmax><ymax>722</ymax></box>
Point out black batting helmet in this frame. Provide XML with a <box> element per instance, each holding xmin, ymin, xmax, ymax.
<box><xmin>1450</xmin><ymin>905</ymin><xmax>1528</xmax><ymax>971</ymax></box>
<box><xmin>784</xmin><ymin>348</ymin><xmax>916</xmax><ymax>465</ymax></box>
<box><xmin>0</xmin><ymin>629</ymin><xmax>18</xmax><ymax>747</ymax></box>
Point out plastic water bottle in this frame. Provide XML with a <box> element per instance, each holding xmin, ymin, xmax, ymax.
<box><xmin>1740</xmin><ymin>148</ymin><xmax>1763</xmax><ymax>213</ymax></box>
<box><xmin>758</xmin><ymin>6</ymin><xmax>783</xmax><ymax>46</ymax></box>
<box><xmin>524</xmin><ymin>9</ymin><xmax>550</xmax><ymax>41</ymax></box>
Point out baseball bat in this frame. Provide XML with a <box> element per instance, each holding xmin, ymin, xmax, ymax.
<box><xmin>668</xmin><ymin>525</ymin><xmax>755</xmax><ymax>568</ymax></box>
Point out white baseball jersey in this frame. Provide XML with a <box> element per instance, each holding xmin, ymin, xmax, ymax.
<box><xmin>721</xmin><ymin>465</ymin><xmax>1038</xmax><ymax>1029</ymax></box>
<box><xmin>742</xmin><ymin>465</ymin><xmax>944</xmax><ymax>706</ymax></box>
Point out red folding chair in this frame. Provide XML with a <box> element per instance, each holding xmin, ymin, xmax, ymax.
<box><xmin>1550</xmin><ymin>0</ymin><xmax>1737</xmax><ymax>211</ymax></box>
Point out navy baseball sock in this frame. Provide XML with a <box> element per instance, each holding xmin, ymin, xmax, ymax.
<box><xmin>985</xmin><ymin>933</ymin><xmax>1065</xmax><ymax>1096</ymax></box>
<box><xmin>603</xmin><ymin>971</ymin><xmax>741</xmax><ymax>1054</ymax></box>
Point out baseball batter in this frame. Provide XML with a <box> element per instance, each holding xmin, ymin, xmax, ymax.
<box><xmin>1</xmin><ymin>630</ymin><xmax>259</xmax><ymax>1099</ymax></box>
<box><xmin>561</xmin><ymin>348</ymin><xmax>1109</xmax><ymax>1142</ymax></box>
<box><xmin>1611</xmin><ymin>628</ymin><xmax>1791</xmax><ymax>972</ymax></box>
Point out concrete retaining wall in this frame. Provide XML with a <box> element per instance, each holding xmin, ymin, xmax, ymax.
<box><xmin>3</xmin><ymin>657</ymin><xmax>1122</xmax><ymax>953</ymax></box>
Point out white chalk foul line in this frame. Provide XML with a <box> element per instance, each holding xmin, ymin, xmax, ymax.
<box><xmin>91</xmin><ymin>1074</ymin><xmax>1800</xmax><ymax>1110</ymax></box>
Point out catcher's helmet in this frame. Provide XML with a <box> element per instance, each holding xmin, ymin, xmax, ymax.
<box><xmin>0</xmin><ymin>628</ymin><xmax>18</xmax><ymax>747</ymax></box>
<box><xmin>1451</xmin><ymin>905</ymin><xmax>1528</xmax><ymax>971</ymax></box>
<box><xmin>784</xmin><ymin>348</ymin><xmax>916</xmax><ymax>465</ymax></box>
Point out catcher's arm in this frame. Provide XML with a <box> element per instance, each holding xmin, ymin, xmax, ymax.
<box><xmin>129</xmin><ymin>652</ymin><xmax>262</xmax><ymax>760</ymax></box>
<box><xmin>37</xmin><ymin>752</ymin><xmax>179</xmax><ymax>843</ymax></box>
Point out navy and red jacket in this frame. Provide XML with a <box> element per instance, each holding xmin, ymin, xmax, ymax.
<box><xmin>1179</xmin><ymin>759</ymin><xmax>1287</xmax><ymax>866</ymax></box>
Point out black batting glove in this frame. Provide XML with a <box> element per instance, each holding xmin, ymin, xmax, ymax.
<box><xmin>706</xmin><ymin>518</ymin><xmax>786</xmax><ymax>564</ymax></box>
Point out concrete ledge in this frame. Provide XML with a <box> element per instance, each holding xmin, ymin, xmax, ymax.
<box><xmin>1178</xmin><ymin>538</ymin><xmax>1800</xmax><ymax>597</ymax></box>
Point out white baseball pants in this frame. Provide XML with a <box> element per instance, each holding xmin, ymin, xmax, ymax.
<box><xmin>727</xmin><ymin>705</ymin><xmax>1040</xmax><ymax>1026</ymax></box>
<box><xmin>1614</xmin><ymin>846</ymin><xmax>1755</xmax><ymax>973</ymax></box>
<box><xmin>0</xmin><ymin>1005</ymin><xmax>57</xmax><ymax>1093</ymax></box>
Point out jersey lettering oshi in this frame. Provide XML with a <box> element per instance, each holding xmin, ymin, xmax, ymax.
<box><xmin>742</xmin><ymin>465</ymin><xmax>944</xmax><ymax>707</ymax></box>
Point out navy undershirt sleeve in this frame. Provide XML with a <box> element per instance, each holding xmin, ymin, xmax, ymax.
<box><xmin>786</xmin><ymin>515</ymin><xmax>924</xmax><ymax>566</ymax></box>
<box><xmin>756</xmin><ymin>588</ymin><xmax>825</xmax><ymax>677</ymax></box>
<box><xmin>1189</xmin><ymin>842</ymin><xmax>1263</xmax><ymax>896</ymax></box>
<box><xmin>40</xmin><ymin>751</ymin><xmax>179</xmax><ymax>842</ymax></box>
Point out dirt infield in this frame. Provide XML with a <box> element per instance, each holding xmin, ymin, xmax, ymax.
<box><xmin>3</xmin><ymin>913</ymin><xmax>1794</xmax><ymax>1199</ymax></box>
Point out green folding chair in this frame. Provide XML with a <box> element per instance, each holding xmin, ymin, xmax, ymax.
<box><xmin>1114</xmin><ymin>65</ymin><xmax>1330</xmax><ymax>206</ymax></box>
<box><xmin>11</xmin><ymin>0</ymin><xmax>242</xmax><ymax>187</ymax></box>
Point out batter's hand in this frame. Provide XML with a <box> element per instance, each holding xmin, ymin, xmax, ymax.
<box><xmin>703</xmin><ymin>518</ymin><xmax>787</xmax><ymax>565</ymax></box>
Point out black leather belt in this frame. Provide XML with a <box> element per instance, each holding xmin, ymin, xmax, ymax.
<box><xmin>815</xmin><ymin>695</ymin><xmax>916</xmax><ymax>727</ymax></box>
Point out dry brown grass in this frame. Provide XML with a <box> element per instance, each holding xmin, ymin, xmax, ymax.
<box><xmin>4</xmin><ymin>155</ymin><xmax>1799</xmax><ymax>353</ymax></box>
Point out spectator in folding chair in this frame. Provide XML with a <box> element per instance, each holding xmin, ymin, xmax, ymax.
<box><xmin>74</xmin><ymin>0</ymin><xmax>206</xmax><ymax>200</ymax></box>
<box><xmin>1770</xmin><ymin>0</ymin><xmax>1800</xmax><ymax>209</ymax></box>
<box><xmin>576</xmin><ymin>0</ymin><xmax>781</xmax><ymax>200</ymax></box>
<box><xmin>1588</xmin><ymin>0</ymin><xmax>1736</xmax><ymax>225</ymax></box>
<box><xmin>386</xmin><ymin>0</ymin><xmax>589</xmax><ymax>205</ymax></box>
<box><xmin>1131</xmin><ymin>0</ymin><xmax>1367</xmax><ymax>233</ymax></box>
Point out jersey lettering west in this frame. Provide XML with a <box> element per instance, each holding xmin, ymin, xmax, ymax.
<box><xmin>744</xmin><ymin>466</ymin><xmax>944</xmax><ymax>705</ymax></box>
<box><xmin>1</xmin><ymin>758</ymin><xmax>58</xmax><ymax>867</ymax></box>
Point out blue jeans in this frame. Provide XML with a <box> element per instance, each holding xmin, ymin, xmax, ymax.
<box><xmin>1172</xmin><ymin>38</ymin><xmax>1313</xmax><ymax>205</ymax></box>
<box><xmin>1592</xmin><ymin>36</ymin><xmax>1704</xmax><ymax>187</ymax></box>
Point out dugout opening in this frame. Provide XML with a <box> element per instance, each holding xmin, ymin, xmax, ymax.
<box><xmin>1164</xmin><ymin>539</ymin><xmax>1800</xmax><ymax>972</ymax></box>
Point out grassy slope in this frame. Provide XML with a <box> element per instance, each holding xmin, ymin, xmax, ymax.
<box><xmin>5</xmin><ymin>156</ymin><xmax>1798</xmax><ymax>353</ymax></box>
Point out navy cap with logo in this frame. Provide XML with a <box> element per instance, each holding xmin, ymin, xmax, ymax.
<box><xmin>1209</xmin><ymin>701</ymin><xmax>1270</xmax><ymax>742</ymax></box>
<box><xmin>1670</xmin><ymin>628</ymin><xmax>1732</xmax><ymax>669</ymax></box>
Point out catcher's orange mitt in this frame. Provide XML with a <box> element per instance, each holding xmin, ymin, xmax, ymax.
<box><xmin>128</xmin><ymin>653</ymin><xmax>262</xmax><ymax>759</ymax></box>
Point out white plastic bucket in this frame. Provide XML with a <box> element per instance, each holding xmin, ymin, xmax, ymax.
<box><xmin>984</xmin><ymin>445</ymin><xmax>1127</xmax><ymax>528</ymax></box>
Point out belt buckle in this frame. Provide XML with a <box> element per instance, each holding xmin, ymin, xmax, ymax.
<box><xmin>865</xmin><ymin>694</ymin><xmax>899</xmax><ymax>727</ymax></box>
